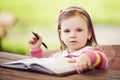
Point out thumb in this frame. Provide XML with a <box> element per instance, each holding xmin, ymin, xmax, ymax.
<box><xmin>68</xmin><ymin>57</ymin><xmax>77</xmax><ymax>63</ymax></box>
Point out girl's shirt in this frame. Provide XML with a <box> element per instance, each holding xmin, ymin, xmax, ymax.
<box><xmin>30</xmin><ymin>46</ymin><xmax>108</xmax><ymax>69</ymax></box>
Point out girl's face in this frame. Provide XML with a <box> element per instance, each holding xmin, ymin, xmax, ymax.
<box><xmin>60</xmin><ymin>15</ymin><xmax>92</xmax><ymax>53</ymax></box>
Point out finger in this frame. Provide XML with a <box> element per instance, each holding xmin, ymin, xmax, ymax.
<box><xmin>35</xmin><ymin>33</ymin><xmax>42</xmax><ymax>41</ymax></box>
<box><xmin>36</xmin><ymin>33</ymin><xmax>40</xmax><ymax>37</ymax></box>
<box><xmin>29</xmin><ymin>40</ymin><xmax>33</xmax><ymax>44</ymax></box>
<box><xmin>76</xmin><ymin>62</ymin><xmax>83</xmax><ymax>73</ymax></box>
<box><xmin>68</xmin><ymin>57</ymin><xmax>77</xmax><ymax>63</ymax></box>
<box><xmin>31</xmin><ymin>38</ymin><xmax>37</xmax><ymax>44</ymax></box>
<box><xmin>77</xmin><ymin>61</ymin><xmax>90</xmax><ymax>73</ymax></box>
<box><xmin>87</xmin><ymin>62</ymin><xmax>93</xmax><ymax>69</ymax></box>
<box><xmin>32</xmin><ymin>37</ymin><xmax>37</xmax><ymax>41</ymax></box>
<box><xmin>82</xmin><ymin>62</ymin><xmax>93</xmax><ymax>73</ymax></box>
<box><xmin>29</xmin><ymin>38</ymin><xmax>35</xmax><ymax>44</ymax></box>
<box><xmin>82</xmin><ymin>61</ymin><xmax>88</xmax><ymax>70</ymax></box>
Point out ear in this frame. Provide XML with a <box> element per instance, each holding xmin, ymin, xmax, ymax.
<box><xmin>87</xmin><ymin>29</ymin><xmax>92</xmax><ymax>40</ymax></box>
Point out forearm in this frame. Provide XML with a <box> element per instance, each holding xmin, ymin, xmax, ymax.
<box><xmin>82</xmin><ymin>47</ymin><xmax>108</xmax><ymax>69</ymax></box>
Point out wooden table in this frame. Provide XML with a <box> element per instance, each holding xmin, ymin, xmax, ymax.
<box><xmin>0</xmin><ymin>51</ymin><xmax>120</xmax><ymax>80</ymax></box>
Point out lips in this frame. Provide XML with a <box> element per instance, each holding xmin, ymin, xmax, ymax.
<box><xmin>71</xmin><ymin>41</ymin><xmax>76</xmax><ymax>42</ymax></box>
<box><xmin>70</xmin><ymin>41</ymin><xmax>77</xmax><ymax>44</ymax></box>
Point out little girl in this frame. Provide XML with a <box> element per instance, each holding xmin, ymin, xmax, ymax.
<box><xmin>29</xmin><ymin>6</ymin><xmax>108</xmax><ymax>73</ymax></box>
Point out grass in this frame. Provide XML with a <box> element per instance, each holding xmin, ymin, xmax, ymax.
<box><xmin>0</xmin><ymin>0</ymin><xmax>120</xmax><ymax>55</ymax></box>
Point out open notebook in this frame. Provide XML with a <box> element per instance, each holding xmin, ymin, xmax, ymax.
<box><xmin>0</xmin><ymin>46</ymin><xmax>93</xmax><ymax>76</ymax></box>
<box><xmin>0</xmin><ymin>57</ymin><xmax>77</xmax><ymax>76</ymax></box>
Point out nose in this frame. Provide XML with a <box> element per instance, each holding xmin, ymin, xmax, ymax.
<box><xmin>70</xmin><ymin>31</ymin><xmax>76</xmax><ymax>38</ymax></box>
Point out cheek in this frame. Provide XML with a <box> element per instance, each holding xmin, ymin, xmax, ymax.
<box><xmin>78</xmin><ymin>33</ymin><xmax>88</xmax><ymax>42</ymax></box>
<box><xmin>61</xmin><ymin>33</ymin><xmax>67</xmax><ymax>41</ymax></box>
<box><xmin>60</xmin><ymin>33</ymin><xmax>70</xmax><ymax>45</ymax></box>
<box><xmin>78</xmin><ymin>37</ymin><xmax>88</xmax><ymax>47</ymax></box>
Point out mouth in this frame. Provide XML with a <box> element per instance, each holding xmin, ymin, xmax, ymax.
<box><xmin>70</xmin><ymin>41</ymin><xmax>77</xmax><ymax>43</ymax></box>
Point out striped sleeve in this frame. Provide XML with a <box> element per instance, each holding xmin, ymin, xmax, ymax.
<box><xmin>82</xmin><ymin>47</ymin><xmax>108</xmax><ymax>69</ymax></box>
<box><xmin>95</xmin><ymin>51</ymin><xmax>108</xmax><ymax>69</ymax></box>
<box><xmin>92</xmin><ymin>51</ymin><xmax>101</xmax><ymax>68</ymax></box>
<box><xmin>82</xmin><ymin>50</ymin><xmax>96</xmax><ymax>64</ymax></box>
<box><xmin>93</xmin><ymin>47</ymin><xmax>108</xmax><ymax>69</ymax></box>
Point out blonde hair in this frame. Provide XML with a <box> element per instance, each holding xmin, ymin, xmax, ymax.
<box><xmin>57</xmin><ymin>6</ymin><xmax>98</xmax><ymax>51</ymax></box>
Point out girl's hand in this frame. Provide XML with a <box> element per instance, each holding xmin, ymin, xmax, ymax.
<box><xmin>68</xmin><ymin>54</ymin><xmax>93</xmax><ymax>73</ymax></box>
<box><xmin>29</xmin><ymin>33</ymin><xmax>42</xmax><ymax>50</ymax></box>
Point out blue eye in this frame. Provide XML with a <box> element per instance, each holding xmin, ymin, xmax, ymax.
<box><xmin>77</xmin><ymin>29</ymin><xmax>82</xmax><ymax>32</ymax></box>
<box><xmin>64</xmin><ymin>30</ymin><xmax>70</xmax><ymax>33</ymax></box>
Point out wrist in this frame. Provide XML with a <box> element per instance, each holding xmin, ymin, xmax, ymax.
<box><xmin>82</xmin><ymin>50</ymin><xmax>96</xmax><ymax>64</ymax></box>
<box><xmin>31</xmin><ymin>47</ymin><xmax>41</xmax><ymax>50</ymax></box>
<box><xmin>31</xmin><ymin>46</ymin><xmax>41</xmax><ymax>50</ymax></box>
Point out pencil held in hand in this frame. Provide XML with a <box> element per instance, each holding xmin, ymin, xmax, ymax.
<box><xmin>32</xmin><ymin>31</ymin><xmax>39</xmax><ymax>40</ymax></box>
<box><xmin>32</xmin><ymin>31</ymin><xmax>48</xmax><ymax>49</ymax></box>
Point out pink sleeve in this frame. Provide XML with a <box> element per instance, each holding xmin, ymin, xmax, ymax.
<box><xmin>93</xmin><ymin>47</ymin><xmax>108</xmax><ymax>69</ymax></box>
<box><xmin>30</xmin><ymin>48</ymin><xmax>43</xmax><ymax>58</ymax></box>
<box><xmin>82</xmin><ymin>47</ymin><xmax>108</xmax><ymax>69</ymax></box>
<box><xmin>95</xmin><ymin>51</ymin><xmax>108</xmax><ymax>69</ymax></box>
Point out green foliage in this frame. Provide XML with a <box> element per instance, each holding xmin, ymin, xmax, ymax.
<box><xmin>2</xmin><ymin>38</ymin><xmax>29</xmax><ymax>55</ymax></box>
<box><xmin>0</xmin><ymin>0</ymin><xmax>120</xmax><ymax>25</ymax></box>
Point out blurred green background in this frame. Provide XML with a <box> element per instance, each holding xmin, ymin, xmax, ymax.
<box><xmin>0</xmin><ymin>0</ymin><xmax>120</xmax><ymax>55</ymax></box>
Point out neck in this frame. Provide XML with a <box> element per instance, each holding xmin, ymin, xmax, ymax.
<box><xmin>67</xmin><ymin>48</ymin><xmax>81</xmax><ymax>54</ymax></box>
<box><xmin>67</xmin><ymin>46</ymin><xmax>86</xmax><ymax>54</ymax></box>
